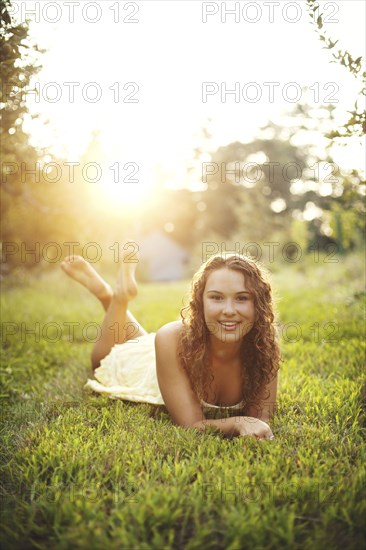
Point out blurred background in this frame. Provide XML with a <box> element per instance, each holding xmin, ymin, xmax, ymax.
<box><xmin>1</xmin><ymin>0</ymin><xmax>365</xmax><ymax>281</ymax></box>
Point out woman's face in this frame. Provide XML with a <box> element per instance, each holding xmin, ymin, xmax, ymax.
<box><xmin>202</xmin><ymin>267</ymin><xmax>256</xmax><ymax>344</ymax></box>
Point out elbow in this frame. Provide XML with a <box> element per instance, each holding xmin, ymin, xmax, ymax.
<box><xmin>174</xmin><ymin>418</ymin><xmax>205</xmax><ymax>431</ymax></box>
<box><xmin>190</xmin><ymin>420</ymin><xmax>205</xmax><ymax>431</ymax></box>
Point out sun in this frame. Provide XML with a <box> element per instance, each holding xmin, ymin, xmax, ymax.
<box><xmin>91</xmin><ymin>176</ymin><xmax>153</xmax><ymax>213</ymax></box>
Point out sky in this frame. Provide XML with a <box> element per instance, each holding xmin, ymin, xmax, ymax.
<box><xmin>13</xmin><ymin>0</ymin><xmax>366</xmax><ymax>199</ymax></box>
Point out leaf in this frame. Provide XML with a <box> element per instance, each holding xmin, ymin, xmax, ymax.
<box><xmin>316</xmin><ymin>15</ymin><xmax>323</xmax><ymax>29</ymax></box>
<box><xmin>3</xmin><ymin>11</ymin><xmax>11</xmax><ymax>25</ymax></box>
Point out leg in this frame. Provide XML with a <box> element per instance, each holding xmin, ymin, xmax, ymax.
<box><xmin>61</xmin><ymin>256</ymin><xmax>113</xmax><ymax>312</ymax></box>
<box><xmin>61</xmin><ymin>253</ymin><xmax>148</xmax><ymax>370</ymax></box>
<box><xmin>90</xmin><ymin>252</ymin><xmax>147</xmax><ymax>370</ymax></box>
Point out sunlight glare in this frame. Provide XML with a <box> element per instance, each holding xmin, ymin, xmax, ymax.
<box><xmin>93</xmin><ymin>175</ymin><xmax>153</xmax><ymax>213</ymax></box>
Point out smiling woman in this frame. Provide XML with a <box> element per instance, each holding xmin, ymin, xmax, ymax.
<box><xmin>61</xmin><ymin>248</ymin><xmax>281</xmax><ymax>441</ymax></box>
<box><xmin>177</xmin><ymin>254</ymin><xmax>280</xmax><ymax>424</ymax></box>
<box><xmin>203</xmin><ymin>268</ymin><xmax>256</xmax><ymax>342</ymax></box>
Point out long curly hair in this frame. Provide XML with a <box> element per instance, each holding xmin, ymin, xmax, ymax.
<box><xmin>177</xmin><ymin>253</ymin><xmax>281</xmax><ymax>411</ymax></box>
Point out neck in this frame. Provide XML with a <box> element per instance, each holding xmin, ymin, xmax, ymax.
<box><xmin>208</xmin><ymin>336</ymin><xmax>242</xmax><ymax>364</ymax></box>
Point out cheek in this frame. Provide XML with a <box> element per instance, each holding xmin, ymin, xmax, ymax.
<box><xmin>202</xmin><ymin>300</ymin><xmax>209</xmax><ymax>319</ymax></box>
<box><xmin>203</xmin><ymin>302</ymin><xmax>214</xmax><ymax>318</ymax></box>
<box><xmin>239</xmin><ymin>302</ymin><xmax>256</xmax><ymax>319</ymax></box>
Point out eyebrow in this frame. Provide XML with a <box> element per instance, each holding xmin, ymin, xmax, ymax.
<box><xmin>206</xmin><ymin>290</ymin><xmax>251</xmax><ymax>294</ymax></box>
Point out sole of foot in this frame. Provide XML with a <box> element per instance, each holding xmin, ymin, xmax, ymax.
<box><xmin>60</xmin><ymin>255</ymin><xmax>112</xmax><ymax>301</ymax></box>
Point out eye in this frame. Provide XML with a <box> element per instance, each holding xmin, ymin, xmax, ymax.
<box><xmin>237</xmin><ymin>295</ymin><xmax>249</xmax><ymax>301</ymax></box>
<box><xmin>209</xmin><ymin>294</ymin><xmax>222</xmax><ymax>300</ymax></box>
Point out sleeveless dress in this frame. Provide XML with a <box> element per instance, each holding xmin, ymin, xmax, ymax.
<box><xmin>84</xmin><ymin>332</ymin><xmax>245</xmax><ymax>418</ymax></box>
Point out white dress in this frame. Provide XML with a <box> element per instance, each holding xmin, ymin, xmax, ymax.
<box><xmin>84</xmin><ymin>332</ymin><xmax>245</xmax><ymax>416</ymax></box>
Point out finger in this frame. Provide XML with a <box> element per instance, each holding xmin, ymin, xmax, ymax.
<box><xmin>257</xmin><ymin>431</ymin><xmax>274</xmax><ymax>441</ymax></box>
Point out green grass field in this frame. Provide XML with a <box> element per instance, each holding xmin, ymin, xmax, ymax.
<box><xmin>1</xmin><ymin>254</ymin><xmax>365</xmax><ymax>549</ymax></box>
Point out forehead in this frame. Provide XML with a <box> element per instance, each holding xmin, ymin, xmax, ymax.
<box><xmin>204</xmin><ymin>267</ymin><xmax>249</xmax><ymax>291</ymax></box>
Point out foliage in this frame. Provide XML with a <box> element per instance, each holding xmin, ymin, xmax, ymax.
<box><xmin>1</xmin><ymin>0</ymin><xmax>364</xmax><ymax>276</ymax></box>
<box><xmin>306</xmin><ymin>0</ymin><xmax>366</xmax><ymax>140</ymax></box>
<box><xmin>192</xmin><ymin>112</ymin><xmax>364</xmax><ymax>250</ymax></box>
<box><xmin>0</xmin><ymin>0</ymin><xmax>44</xmax><ymax>189</ymax></box>
<box><xmin>0</xmin><ymin>0</ymin><xmax>52</xmax><ymax>261</ymax></box>
<box><xmin>0</xmin><ymin>255</ymin><xmax>365</xmax><ymax>549</ymax></box>
<box><xmin>0</xmin><ymin>0</ymin><xmax>42</xmax><ymax>132</ymax></box>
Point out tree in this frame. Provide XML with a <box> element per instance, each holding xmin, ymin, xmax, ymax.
<box><xmin>306</xmin><ymin>0</ymin><xmax>366</xmax><ymax>140</ymax></box>
<box><xmin>1</xmin><ymin>0</ymin><xmax>44</xmax><ymax>188</ymax></box>
<box><xmin>304</xmin><ymin>1</ymin><xmax>365</xmax><ymax>250</ymax></box>
<box><xmin>0</xmin><ymin>1</ymin><xmax>77</xmax><ymax>271</ymax></box>
<box><xmin>188</xmin><ymin>106</ymin><xmax>364</xmax><ymax>252</ymax></box>
<box><xmin>1</xmin><ymin>0</ymin><xmax>47</xmax><ymax>246</ymax></box>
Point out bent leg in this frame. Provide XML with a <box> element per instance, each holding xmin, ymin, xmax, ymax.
<box><xmin>61</xmin><ymin>256</ymin><xmax>113</xmax><ymax>311</ymax></box>
<box><xmin>61</xmin><ymin>252</ymin><xmax>148</xmax><ymax>369</ymax></box>
<box><xmin>90</xmin><ymin>251</ymin><xmax>147</xmax><ymax>370</ymax></box>
<box><xmin>91</xmin><ymin>300</ymin><xmax>147</xmax><ymax>370</ymax></box>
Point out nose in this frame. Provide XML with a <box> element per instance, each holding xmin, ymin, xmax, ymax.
<box><xmin>222</xmin><ymin>299</ymin><xmax>236</xmax><ymax>315</ymax></box>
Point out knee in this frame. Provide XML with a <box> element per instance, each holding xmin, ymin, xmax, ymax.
<box><xmin>90</xmin><ymin>350</ymin><xmax>101</xmax><ymax>371</ymax></box>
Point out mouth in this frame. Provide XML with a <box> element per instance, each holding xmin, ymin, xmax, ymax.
<box><xmin>218</xmin><ymin>321</ymin><xmax>241</xmax><ymax>331</ymax></box>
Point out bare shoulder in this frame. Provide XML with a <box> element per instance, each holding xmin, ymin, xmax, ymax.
<box><xmin>155</xmin><ymin>321</ymin><xmax>184</xmax><ymax>347</ymax></box>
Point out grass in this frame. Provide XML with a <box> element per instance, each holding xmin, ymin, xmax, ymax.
<box><xmin>1</xmin><ymin>253</ymin><xmax>365</xmax><ymax>549</ymax></box>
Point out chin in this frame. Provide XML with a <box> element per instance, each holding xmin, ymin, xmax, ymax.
<box><xmin>215</xmin><ymin>332</ymin><xmax>243</xmax><ymax>344</ymax></box>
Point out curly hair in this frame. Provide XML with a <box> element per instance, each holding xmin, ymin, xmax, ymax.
<box><xmin>177</xmin><ymin>253</ymin><xmax>281</xmax><ymax>412</ymax></box>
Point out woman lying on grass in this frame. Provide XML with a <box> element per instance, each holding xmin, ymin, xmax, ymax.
<box><xmin>61</xmin><ymin>248</ymin><xmax>280</xmax><ymax>441</ymax></box>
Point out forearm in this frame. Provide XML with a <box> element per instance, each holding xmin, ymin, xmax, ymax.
<box><xmin>257</xmin><ymin>416</ymin><xmax>271</xmax><ymax>424</ymax></box>
<box><xmin>254</xmin><ymin>411</ymin><xmax>272</xmax><ymax>423</ymax></box>
<box><xmin>245</xmin><ymin>403</ymin><xmax>276</xmax><ymax>424</ymax></box>
<box><xmin>191</xmin><ymin>416</ymin><xmax>242</xmax><ymax>439</ymax></box>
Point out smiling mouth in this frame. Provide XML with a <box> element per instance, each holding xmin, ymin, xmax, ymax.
<box><xmin>218</xmin><ymin>321</ymin><xmax>240</xmax><ymax>329</ymax></box>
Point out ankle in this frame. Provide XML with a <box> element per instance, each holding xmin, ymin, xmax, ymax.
<box><xmin>112</xmin><ymin>288</ymin><xmax>130</xmax><ymax>305</ymax></box>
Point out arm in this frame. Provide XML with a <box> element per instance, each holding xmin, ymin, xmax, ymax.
<box><xmin>192</xmin><ymin>416</ymin><xmax>242</xmax><ymax>439</ymax></box>
<box><xmin>192</xmin><ymin>416</ymin><xmax>273</xmax><ymax>440</ymax></box>
<box><xmin>155</xmin><ymin>322</ymin><xmax>204</xmax><ymax>428</ymax></box>
<box><xmin>245</xmin><ymin>372</ymin><xmax>278</xmax><ymax>423</ymax></box>
<box><xmin>155</xmin><ymin>322</ymin><xmax>274</xmax><ymax>440</ymax></box>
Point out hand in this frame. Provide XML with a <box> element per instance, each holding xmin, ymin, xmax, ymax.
<box><xmin>236</xmin><ymin>416</ymin><xmax>274</xmax><ymax>441</ymax></box>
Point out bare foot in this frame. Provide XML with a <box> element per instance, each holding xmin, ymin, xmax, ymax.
<box><xmin>60</xmin><ymin>256</ymin><xmax>113</xmax><ymax>307</ymax></box>
<box><xmin>114</xmin><ymin>247</ymin><xmax>138</xmax><ymax>302</ymax></box>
